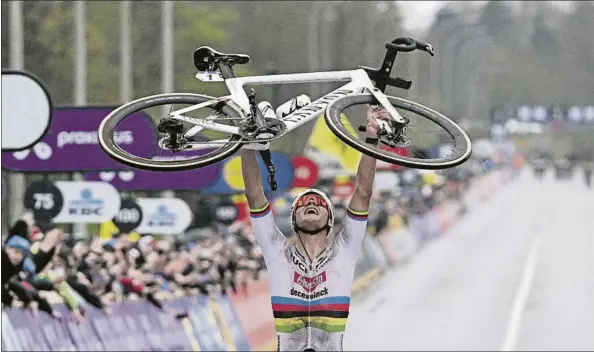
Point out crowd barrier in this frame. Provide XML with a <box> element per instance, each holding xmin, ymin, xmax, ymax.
<box><xmin>2</xmin><ymin>170</ymin><xmax>507</xmax><ymax>352</ymax></box>
<box><xmin>2</xmin><ymin>294</ymin><xmax>250</xmax><ymax>352</ymax></box>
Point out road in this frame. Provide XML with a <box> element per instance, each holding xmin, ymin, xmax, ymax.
<box><xmin>345</xmin><ymin>169</ymin><xmax>594</xmax><ymax>351</ymax></box>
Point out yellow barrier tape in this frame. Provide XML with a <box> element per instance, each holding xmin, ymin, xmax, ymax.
<box><xmin>351</xmin><ymin>268</ymin><xmax>381</xmax><ymax>294</ymax></box>
<box><xmin>181</xmin><ymin>318</ymin><xmax>202</xmax><ymax>351</ymax></box>
<box><xmin>208</xmin><ymin>298</ymin><xmax>237</xmax><ymax>352</ymax></box>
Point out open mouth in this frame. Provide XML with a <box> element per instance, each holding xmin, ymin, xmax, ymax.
<box><xmin>305</xmin><ymin>207</ymin><xmax>319</xmax><ymax>215</ymax></box>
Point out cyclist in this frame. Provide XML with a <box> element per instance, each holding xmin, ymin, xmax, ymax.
<box><xmin>241</xmin><ymin>105</ymin><xmax>385</xmax><ymax>352</ymax></box>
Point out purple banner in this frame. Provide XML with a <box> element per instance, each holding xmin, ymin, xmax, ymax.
<box><xmin>125</xmin><ymin>300</ymin><xmax>170</xmax><ymax>351</ymax></box>
<box><xmin>5</xmin><ymin>309</ymin><xmax>51</xmax><ymax>351</ymax></box>
<box><xmin>171</xmin><ymin>296</ymin><xmax>227</xmax><ymax>352</ymax></box>
<box><xmin>36</xmin><ymin>307</ymin><xmax>78</xmax><ymax>351</ymax></box>
<box><xmin>55</xmin><ymin>305</ymin><xmax>104</xmax><ymax>351</ymax></box>
<box><xmin>84</xmin><ymin>149</ymin><xmax>222</xmax><ymax>190</ymax></box>
<box><xmin>86</xmin><ymin>304</ymin><xmax>144</xmax><ymax>351</ymax></box>
<box><xmin>1</xmin><ymin>107</ymin><xmax>156</xmax><ymax>172</ymax></box>
<box><xmin>145</xmin><ymin>299</ymin><xmax>195</xmax><ymax>351</ymax></box>
<box><xmin>2</xmin><ymin>297</ymin><xmax>251</xmax><ymax>352</ymax></box>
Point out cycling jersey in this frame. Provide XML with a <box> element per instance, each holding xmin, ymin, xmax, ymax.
<box><xmin>250</xmin><ymin>202</ymin><xmax>368</xmax><ymax>352</ymax></box>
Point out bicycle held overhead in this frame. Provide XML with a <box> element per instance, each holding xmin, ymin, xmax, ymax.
<box><xmin>98</xmin><ymin>36</ymin><xmax>472</xmax><ymax>190</ymax></box>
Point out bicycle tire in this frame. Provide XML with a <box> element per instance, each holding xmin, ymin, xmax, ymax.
<box><xmin>98</xmin><ymin>93</ymin><xmax>243</xmax><ymax>171</ymax></box>
<box><xmin>324</xmin><ymin>94</ymin><xmax>472</xmax><ymax>170</ymax></box>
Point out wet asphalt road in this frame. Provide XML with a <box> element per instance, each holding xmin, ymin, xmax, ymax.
<box><xmin>345</xmin><ymin>170</ymin><xmax>594</xmax><ymax>351</ymax></box>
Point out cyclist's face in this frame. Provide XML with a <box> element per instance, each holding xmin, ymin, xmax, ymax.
<box><xmin>294</xmin><ymin>194</ymin><xmax>330</xmax><ymax>231</ymax></box>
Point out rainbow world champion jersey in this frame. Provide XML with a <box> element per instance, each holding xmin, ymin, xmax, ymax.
<box><xmin>250</xmin><ymin>202</ymin><xmax>368</xmax><ymax>352</ymax></box>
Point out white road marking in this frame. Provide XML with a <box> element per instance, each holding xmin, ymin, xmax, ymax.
<box><xmin>501</xmin><ymin>237</ymin><xmax>543</xmax><ymax>351</ymax></box>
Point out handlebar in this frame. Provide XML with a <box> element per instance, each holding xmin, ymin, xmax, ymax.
<box><xmin>361</xmin><ymin>36</ymin><xmax>435</xmax><ymax>93</ymax></box>
<box><xmin>385</xmin><ymin>37</ymin><xmax>434</xmax><ymax>56</ymax></box>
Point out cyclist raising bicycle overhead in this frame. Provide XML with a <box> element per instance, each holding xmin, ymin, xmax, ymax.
<box><xmin>241</xmin><ymin>105</ymin><xmax>386</xmax><ymax>352</ymax></box>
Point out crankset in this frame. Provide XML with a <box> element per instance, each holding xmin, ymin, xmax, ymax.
<box><xmin>237</xmin><ymin>117</ymin><xmax>287</xmax><ymax>142</ymax></box>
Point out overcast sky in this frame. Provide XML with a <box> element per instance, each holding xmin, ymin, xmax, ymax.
<box><xmin>396</xmin><ymin>1</ymin><xmax>574</xmax><ymax>33</ymax></box>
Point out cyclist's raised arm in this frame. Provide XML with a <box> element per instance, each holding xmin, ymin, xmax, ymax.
<box><xmin>241</xmin><ymin>149</ymin><xmax>286</xmax><ymax>261</ymax></box>
<box><xmin>337</xmin><ymin>107</ymin><xmax>381</xmax><ymax>258</ymax></box>
<box><xmin>241</xmin><ymin>150</ymin><xmax>268</xmax><ymax>210</ymax></box>
<box><xmin>348</xmin><ymin>106</ymin><xmax>381</xmax><ymax>214</ymax></box>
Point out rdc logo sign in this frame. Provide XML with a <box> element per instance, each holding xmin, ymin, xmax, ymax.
<box><xmin>68</xmin><ymin>188</ymin><xmax>104</xmax><ymax>216</ymax></box>
<box><xmin>148</xmin><ymin>205</ymin><xmax>176</xmax><ymax>227</ymax></box>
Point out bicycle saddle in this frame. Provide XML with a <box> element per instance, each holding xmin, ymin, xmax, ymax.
<box><xmin>193</xmin><ymin>46</ymin><xmax>250</xmax><ymax>71</ymax></box>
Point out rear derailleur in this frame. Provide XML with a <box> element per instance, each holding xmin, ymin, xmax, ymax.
<box><xmin>157</xmin><ymin>118</ymin><xmax>190</xmax><ymax>152</ymax></box>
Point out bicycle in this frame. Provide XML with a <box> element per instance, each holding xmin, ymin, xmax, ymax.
<box><xmin>98</xmin><ymin>37</ymin><xmax>472</xmax><ymax>191</ymax></box>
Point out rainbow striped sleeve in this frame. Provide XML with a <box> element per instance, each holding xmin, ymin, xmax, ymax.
<box><xmin>271</xmin><ymin>296</ymin><xmax>350</xmax><ymax>334</ymax></box>
<box><xmin>347</xmin><ymin>207</ymin><xmax>368</xmax><ymax>221</ymax></box>
<box><xmin>250</xmin><ymin>202</ymin><xmax>271</xmax><ymax>218</ymax></box>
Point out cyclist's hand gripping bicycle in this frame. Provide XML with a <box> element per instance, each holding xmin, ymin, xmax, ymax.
<box><xmin>98</xmin><ymin>37</ymin><xmax>472</xmax><ymax>191</ymax></box>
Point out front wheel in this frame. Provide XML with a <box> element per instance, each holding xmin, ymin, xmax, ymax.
<box><xmin>324</xmin><ymin>94</ymin><xmax>472</xmax><ymax>170</ymax></box>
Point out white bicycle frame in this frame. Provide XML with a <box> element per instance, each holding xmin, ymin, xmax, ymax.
<box><xmin>168</xmin><ymin>68</ymin><xmax>405</xmax><ymax>150</ymax></box>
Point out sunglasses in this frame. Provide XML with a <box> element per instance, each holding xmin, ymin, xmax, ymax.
<box><xmin>295</xmin><ymin>194</ymin><xmax>328</xmax><ymax>208</ymax></box>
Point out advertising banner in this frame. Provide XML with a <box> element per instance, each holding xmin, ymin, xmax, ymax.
<box><xmin>54</xmin><ymin>304</ymin><xmax>104</xmax><ymax>351</ymax></box>
<box><xmin>291</xmin><ymin>155</ymin><xmax>319</xmax><ymax>188</ymax></box>
<box><xmin>2</xmin><ymin>107</ymin><xmax>156</xmax><ymax>172</ymax></box>
<box><xmin>112</xmin><ymin>198</ymin><xmax>144</xmax><ymax>233</ymax></box>
<box><xmin>186</xmin><ymin>296</ymin><xmax>228</xmax><ymax>351</ymax></box>
<box><xmin>214</xmin><ymin>196</ymin><xmax>240</xmax><ymax>226</ymax></box>
<box><xmin>1</xmin><ymin>311</ymin><xmax>25</xmax><ymax>351</ymax></box>
<box><xmin>145</xmin><ymin>300</ymin><xmax>196</xmax><ymax>351</ymax></box>
<box><xmin>52</xmin><ymin>181</ymin><xmax>121</xmax><ymax>223</ymax></box>
<box><xmin>23</xmin><ymin>180</ymin><xmax>65</xmax><ymax>223</ymax></box>
<box><xmin>202</xmin><ymin>152</ymin><xmax>294</xmax><ymax>195</ymax></box>
<box><xmin>125</xmin><ymin>299</ymin><xmax>170</xmax><ymax>351</ymax></box>
<box><xmin>213</xmin><ymin>295</ymin><xmax>252</xmax><ymax>352</ymax></box>
<box><xmin>37</xmin><ymin>306</ymin><xmax>78</xmax><ymax>351</ymax></box>
<box><xmin>4</xmin><ymin>309</ymin><xmax>50</xmax><ymax>351</ymax></box>
<box><xmin>2</xmin><ymin>297</ymin><xmax>253</xmax><ymax>352</ymax></box>
<box><xmin>84</xmin><ymin>149</ymin><xmax>221</xmax><ymax>190</ymax></box>
<box><xmin>135</xmin><ymin>197</ymin><xmax>193</xmax><ymax>234</ymax></box>
<box><xmin>2</xmin><ymin>70</ymin><xmax>53</xmax><ymax>151</ymax></box>
<box><xmin>83</xmin><ymin>307</ymin><xmax>125</xmax><ymax>351</ymax></box>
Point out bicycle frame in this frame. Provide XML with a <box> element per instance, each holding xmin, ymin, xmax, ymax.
<box><xmin>169</xmin><ymin>68</ymin><xmax>406</xmax><ymax>146</ymax></box>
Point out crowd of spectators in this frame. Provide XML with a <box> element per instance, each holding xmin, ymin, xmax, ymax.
<box><xmin>2</xmin><ymin>214</ymin><xmax>267</xmax><ymax>324</ymax></box>
<box><xmin>1</xmin><ymin>162</ymin><xmax>483</xmax><ymax>324</ymax></box>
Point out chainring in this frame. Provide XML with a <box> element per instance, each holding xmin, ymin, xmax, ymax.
<box><xmin>237</xmin><ymin>117</ymin><xmax>287</xmax><ymax>142</ymax></box>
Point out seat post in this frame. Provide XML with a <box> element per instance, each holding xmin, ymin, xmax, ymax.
<box><xmin>218</xmin><ymin>63</ymin><xmax>237</xmax><ymax>79</ymax></box>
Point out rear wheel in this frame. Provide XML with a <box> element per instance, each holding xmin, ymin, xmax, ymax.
<box><xmin>98</xmin><ymin>93</ymin><xmax>244</xmax><ymax>171</ymax></box>
<box><xmin>324</xmin><ymin>94</ymin><xmax>472</xmax><ymax>170</ymax></box>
